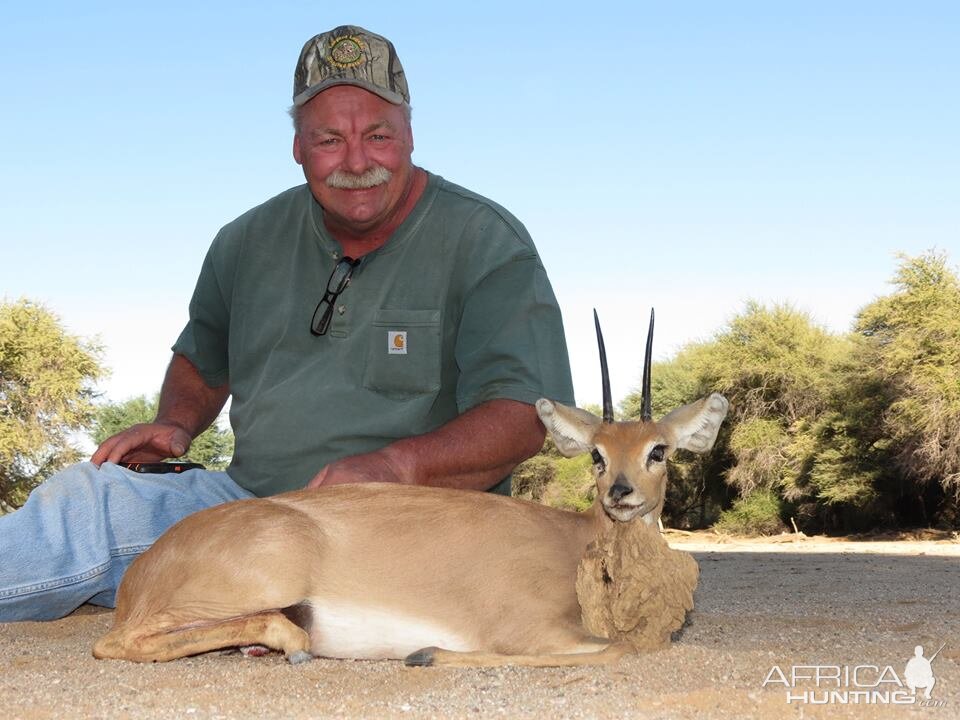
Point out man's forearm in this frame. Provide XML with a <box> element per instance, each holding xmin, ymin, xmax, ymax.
<box><xmin>380</xmin><ymin>399</ymin><xmax>546</xmax><ymax>491</ymax></box>
<box><xmin>156</xmin><ymin>354</ymin><xmax>230</xmax><ymax>439</ymax></box>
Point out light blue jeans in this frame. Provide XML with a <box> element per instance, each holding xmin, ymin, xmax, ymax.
<box><xmin>0</xmin><ymin>461</ymin><xmax>254</xmax><ymax>622</ymax></box>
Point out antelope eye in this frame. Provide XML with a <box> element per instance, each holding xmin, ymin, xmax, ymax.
<box><xmin>649</xmin><ymin>444</ymin><xmax>667</xmax><ymax>463</ymax></box>
<box><xmin>591</xmin><ymin>448</ymin><xmax>606</xmax><ymax>472</ymax></box>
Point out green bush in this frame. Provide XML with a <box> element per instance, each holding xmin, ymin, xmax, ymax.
<box><xmin>514</xmin><ymin>434</ymin><xmax>596</xmax><ymax>511</ymax></box>
<box><xmin>715</xmin><ymin>490</ymin><xmax>785</xmax><ymax>536</ymax></box>
<box><xmin>542</xmin><ymin>454</ymin><xmax>595</xmax><ymax>512</ymax></box>
<box><xmin>512</xmin><ymin>455</ymin><xmax>556</xmax><ymax>502</ymax></box>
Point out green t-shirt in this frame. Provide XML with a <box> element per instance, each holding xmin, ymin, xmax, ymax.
<box><xmin>173</xmin><ymin>172</ymin><xmax>574</xmax><ymax>496</ymax></box>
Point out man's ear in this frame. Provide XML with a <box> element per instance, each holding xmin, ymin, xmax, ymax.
<box><xmin>293</xmin><ymin>134</ymin><xmax>303</xmax><ymax>165</ymax></box>
<box><xmin>536</xmin><ymin>399</ymin><xmax>602</xmax><ymax>457</ymax></box>
<box><xmin>660</xmin><ymin>393</ymin><xmax>729</xmax><ymax>453</ymax></box>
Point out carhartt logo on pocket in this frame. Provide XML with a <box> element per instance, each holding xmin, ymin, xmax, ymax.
<box><xmin>388</xmin><ymin>331</ymin><xmax>407</xmax><ymax>354</ymax></box>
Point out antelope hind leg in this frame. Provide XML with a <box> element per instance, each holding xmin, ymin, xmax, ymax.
<box><xmin>405</xmin><ymin>640</ymin><xmax>633</xmax><ymax>668</ymax></box>
<box><xmin>94</xmin><ymin>610</ymin><xmax>312</xmax><ymax>664</ymax></box>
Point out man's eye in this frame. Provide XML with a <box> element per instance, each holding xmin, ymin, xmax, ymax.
<box><xmin>591</xmin><ymin>449</ymin><xmax>606</xmax><ymax>472</ymax></box>
<box><xmin>369</xmin><ymin>134</ymin><xmax>387</xmax><ymax>142</ymax></box>
<box><xmin>649</xmin><ymin>445</ymin><xmax>667</xmax><ymax>463</ymax></box>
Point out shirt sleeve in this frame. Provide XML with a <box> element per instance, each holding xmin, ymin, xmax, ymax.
<box><xmin>454</xmin><ymin>255</ymin><xmax>575</xmax><ymax>412</ymax></box>
<box><xmin>171</xmin><ymin>234</ymin><xmax>233</xmax><ymax>387</ymax></box>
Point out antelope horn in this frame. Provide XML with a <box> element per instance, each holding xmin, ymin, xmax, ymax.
<box><xmin>641</xmin><ymin>308</ymin><xmax>655</xmax><ymax>422</ymax></box>
<box><xmin>594</xmin><ymin>309</ymin><xmax>614</xmax><ymax>423</ymax></box>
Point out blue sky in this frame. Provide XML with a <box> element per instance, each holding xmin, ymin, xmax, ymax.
<box><xmin>1</xmin><ymin>1</ymin><xmax>957</xmax><ymax>413</ymax></box>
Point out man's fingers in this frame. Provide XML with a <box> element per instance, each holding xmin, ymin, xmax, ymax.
<box><xmin>91</xmin><ymin>424</ymin><xmax>192</xmax><ymax>466</ymax></box>
<box><xmin>90</xmin><ymin>435</ymin><xmax>119</xmax><ymax>466</ymax></box>
<box><xmin>306</xmin><ymin>467</ymin><xmax>328</xmax><ymax>489</ymax></box>
<box><xmin>106</xmin><ymin>433</ymin><xmax>143</xmax><ymax>464</ymax></box>
<box><xmin>306</xmin><ymin>452</ymin><xmax>399</xmax><ymax>489</ymax></box>
<box><xmin>91</xmin><ymin>428</ymin><xmax>144</xmax><ymax>465</ymax></box>
<box><xmin>104</xmin><ymin>429</ymin><xmax>149</xmax><ymax>465</ymax></box>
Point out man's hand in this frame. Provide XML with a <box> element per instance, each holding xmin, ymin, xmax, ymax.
<box><xmin>91</xmin><ymin>421</ymin><xmax>193</xmax><ymax>466</ymax></box>
<box><xmin>307</xmin><ymin>448</ymin><xmax>408</xmax><ymax>489</ymax></box>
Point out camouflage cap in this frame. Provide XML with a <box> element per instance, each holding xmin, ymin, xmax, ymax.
<box><xmin>293</xmin><ymin>26</ymin><xmax>409</xmax><ymax>107</ymax></box>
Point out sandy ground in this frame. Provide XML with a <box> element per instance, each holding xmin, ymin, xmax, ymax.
<box><xmin>2</xmin><ymin>532</ymin><xmax>958</xmax><ymax>720</ymax></box>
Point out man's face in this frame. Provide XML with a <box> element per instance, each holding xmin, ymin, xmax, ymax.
<box><xmin>293</xmin><ymin>85</ymin><xmax>415</xmax><ymax>236</ymax></box>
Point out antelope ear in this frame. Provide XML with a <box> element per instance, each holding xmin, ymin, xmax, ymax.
<box><xmin>536</xmin><ymin>399</ymin><xmax>602</xmax><ymax>457</ymax></box>
<box><xmin>660</xmin><ymin>393</ymin><xmax>729</xmax><ymax>453</ymax></box>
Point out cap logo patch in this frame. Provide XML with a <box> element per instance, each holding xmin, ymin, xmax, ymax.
<box><xmin>329</xmin><ymin>37</ymin><xmax>365</xmax><ymax>68</ymax></box>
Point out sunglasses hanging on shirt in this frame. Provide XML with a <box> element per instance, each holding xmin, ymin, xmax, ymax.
<box><xmin>310</xmin><ymin>256</ymin><xmax>361</xmax><ymax>336</ymax></box>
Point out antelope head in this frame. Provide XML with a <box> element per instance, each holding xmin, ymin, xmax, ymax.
<box><xmin>536</xmin><ymin>310</ymin><xmax>729</xmax><ymax>525</ymax></box>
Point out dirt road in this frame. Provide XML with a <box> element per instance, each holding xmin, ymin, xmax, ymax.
<box><xmin>2</xmin><ymin>534</ymin><xmax>957</xmax><ymax>719</ymax></box>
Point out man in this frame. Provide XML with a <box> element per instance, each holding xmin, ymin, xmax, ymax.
<box><xmin>0</xmin><ymin>25</ymin><xmax>573</xmax><ymax>622</ymax></box>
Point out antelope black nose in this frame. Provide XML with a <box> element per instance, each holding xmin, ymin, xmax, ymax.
<box><xmin>609</xmin><ymin>479</ymin><xmax>633</xmax><ymax>503</ymax></box>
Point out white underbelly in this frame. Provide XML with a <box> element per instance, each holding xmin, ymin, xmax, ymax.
<box><xmin>306</xmin><ymin>601</ymin><xmax>472</xmax><ymax>660</ymax></box>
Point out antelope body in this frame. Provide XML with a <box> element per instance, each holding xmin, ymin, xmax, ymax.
<box><xmin>93</xmin><ymin>312</ymin><xmax>729</xmax><ymax>667</ymax></box>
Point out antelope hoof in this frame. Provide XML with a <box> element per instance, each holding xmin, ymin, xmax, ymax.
<box><xmin>404</xmin><ymin>647</ymin><xmax>439</xmax><ymax>667</ymax></box>
<box><xmin>286</xmin><ymin>650</ymin><xmax>313</xmax><ymax>665</ymax></box>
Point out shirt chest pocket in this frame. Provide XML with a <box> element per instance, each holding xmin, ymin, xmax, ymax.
<box><xmin>362</xmin><ymin>309</ymin><xmax>442</xmax><ymax>396</ymax></box>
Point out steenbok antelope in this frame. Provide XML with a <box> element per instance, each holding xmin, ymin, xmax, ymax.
<box><xmin>93</xmin><ymin>310</ymin><xmax>728</xmax><ymax>667</ymax></box>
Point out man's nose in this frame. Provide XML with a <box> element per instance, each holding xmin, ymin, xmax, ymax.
<box><xmin>343</xmin><ymin>140</ymin><xmax>371</xmax><ymax>174</ymax></box>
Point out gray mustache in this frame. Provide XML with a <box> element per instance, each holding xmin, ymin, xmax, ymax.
<box><xmin>325</xmin><ymin>166</ymin><xmax>392</xmax><ymax>189</ymax></box>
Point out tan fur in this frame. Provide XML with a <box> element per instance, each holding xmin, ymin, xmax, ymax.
<box><xmin>93</xmin><ymin>393</ymin><xmax>728</xmax><ymax>668</ymax></box>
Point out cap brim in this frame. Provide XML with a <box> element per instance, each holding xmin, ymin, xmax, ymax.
<box><xmin>293</xmin><ymin>79</ymin><xmax>406</xmax><ymax>107</ymax></box>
